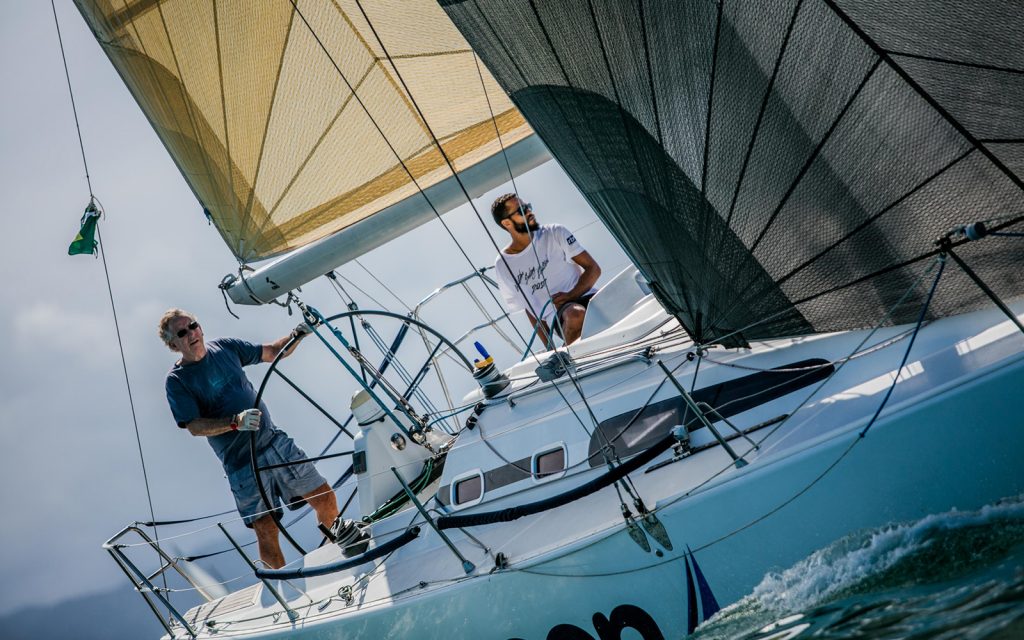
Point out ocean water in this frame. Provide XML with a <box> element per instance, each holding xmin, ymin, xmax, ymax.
<box><xmin>691</xmin><ymin>496</ymin><xmax>1024</xmax><ymax>640</ymax></box>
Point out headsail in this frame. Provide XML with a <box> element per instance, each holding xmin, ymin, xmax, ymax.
<box><xmin>74</xmin><ymin>0</ymin><xmax>543</xmax><ymax>300</ymax></box>
<box><xmin>442</xmin><ymin>0</ymin><xmax>1024</xmax><ymax>345</ymax></box>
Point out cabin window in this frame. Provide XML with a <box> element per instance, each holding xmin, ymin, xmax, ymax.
<box><xmin>453</xmin><ymin>472</ymin><xmax>483</xmax><ymax>506</ymax></box>
<box><xmin>533</xmin><ymin>446</ymin><xmax>566</xmax><ymax>479</ymax></box>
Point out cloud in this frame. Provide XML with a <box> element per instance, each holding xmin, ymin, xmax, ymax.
<box><xmin>12</xmin><ymin>302</ymin><xmax>114</xmax><ymax>366</ymax></box>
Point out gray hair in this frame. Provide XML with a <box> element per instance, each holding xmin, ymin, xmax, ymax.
<box><xmin>158</xmin><ymin>308</ymin><xmax>196</xmax><ymax>349</ymax></box>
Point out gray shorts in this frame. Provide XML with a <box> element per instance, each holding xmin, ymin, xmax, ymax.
<box><xmin>227</xmin><ymin>431</ymin><xmax>328</xmax><ymax>527</ymax></box>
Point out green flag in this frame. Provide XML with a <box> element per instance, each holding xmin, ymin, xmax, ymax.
<box><xmin>68</xmin><ymin>202</ymin><xmax>101</xmax><ymax>256</ymax></box>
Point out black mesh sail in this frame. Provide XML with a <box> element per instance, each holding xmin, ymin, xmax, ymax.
<box><xmin>442</xmin><ymin>0</ymin><xmax>1024</xmax><ymax>345</ymax></box>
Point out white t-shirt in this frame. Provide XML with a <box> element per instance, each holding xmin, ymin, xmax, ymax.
<box><xmin>494</xmin><ymin>224</ymin><xmax>594</xmax><ymax>322</ymax></box>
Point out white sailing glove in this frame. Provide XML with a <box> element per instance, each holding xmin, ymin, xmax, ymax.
<box><xmin>232</xmin><ymin>408</ymin><xmax>262</xmax><ymax>431</ymax></box>
<box><xmin>292</xmin><ymin>322</ymin><xmax>314</xmax><ymax>339</ymax></box>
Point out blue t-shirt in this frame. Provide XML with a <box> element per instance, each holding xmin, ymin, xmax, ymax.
<box><xmin>165</xmin><ymin>338</ymin><xmax>278</xmax><ymax>472</ymax></box>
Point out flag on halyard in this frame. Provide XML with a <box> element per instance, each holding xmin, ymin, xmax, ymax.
<box><xmin>69</xmin><ymin>201</ymin><xmax>101</xmax><ymax>256</ymax></box>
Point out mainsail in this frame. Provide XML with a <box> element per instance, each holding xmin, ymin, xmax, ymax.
<box><xmin>442</xmin><ymin>0</ymin><xmax>1024</xmax><ymax>345</ymax></box>
<box><xmin>73</xmin><ymin>0</ymin><xmax>544</xmax><ymax>302</ymax></box>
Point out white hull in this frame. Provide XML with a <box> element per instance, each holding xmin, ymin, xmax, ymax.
<box><xmin>164</xmin><ymin>300</ymin><xmax>1024</xmax><ymax>639</ymax></box>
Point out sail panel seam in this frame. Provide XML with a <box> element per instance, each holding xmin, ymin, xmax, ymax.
<box><xmin>821</xmin><ymin>0</ymin><xmax>1024</xmax><ymax>197</ymax></box>
<box><xmin>723</xmin><ymin>0</ymin><xmax>805</xmax><ymax>229</ymax></box>
<box><xmin>748</xmin><ymin>58</ymin><xmax>883</xmax><ymax>256</ymax></box>
<box><xmin>245</xmin><ymin>8</ymin><xmax>298</xmax><ymax>249</ymax></box>
<box><xmin>886</xmin><ymin>50</ymin><xmax>1024</xmax><ymax>77</ymax></box>
<box><xmin>770</xmin><ymin>148</ymin><xmax>974</xmax><ymax>292</ymax></box>
<box><xmin>700</xmin><ymin>0</ymin><xmax>724</xmax><ymax>198</ymax></box>
<box><xmin>153</xmin><ymin>2</ymin><xmax>221</xmax><ymax>240</ymax></box>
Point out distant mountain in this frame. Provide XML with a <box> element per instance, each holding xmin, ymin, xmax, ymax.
<box><xmin>0</xmin><ymin>586</ymin><xmax>163</xmax><ymax>640</ymax></box>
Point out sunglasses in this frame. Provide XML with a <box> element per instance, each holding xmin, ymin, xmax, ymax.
<box><xmin>176</xmin><ymin>321</ymin><xmax>199</xmax><ymax>338</ymax></box>
<box><xmin>506</xmin><ymin>202</ymin><xmax>532</xmax><ymax>219</ymax></box>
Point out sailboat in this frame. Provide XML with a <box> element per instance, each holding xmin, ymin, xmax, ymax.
<box><xmin>74</xmin><ymin>0</ymin><xmax>1023</xmax><ymax>638</ymax></box>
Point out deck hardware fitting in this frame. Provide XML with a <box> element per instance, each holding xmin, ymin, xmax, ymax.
<box><xmin>657</xmin><ymin>360</ymin><xmax>749</xmax><ymax>468</ymax></box>
<box><xmin>494</xmin><ymin>552</ymin><xmax>509</xmax><ymax>571</ymax></box>
<box><xmin>671</xmin><ymin>424</ymin><xmax>692</xmax><ymax>459</ymax></box>
<box><xmin>634</xmin><ymin>498</ymin><xmax>673</xmax><ymax>550</ymax></box>
<box><xmin>622</xmin><ymin>504</ymin><xmax>652</xmax><ymax>552</ymax></box>
<box><xmin>391</xmin><ymin>467</ymin><xmax>476</xmax><ymax>574</ymax></box>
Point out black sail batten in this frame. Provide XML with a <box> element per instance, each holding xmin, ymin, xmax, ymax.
<box><xmin>442</xmin><ymin>0</ymin><xmax>1024</xmax><ymax>345</ymax></box>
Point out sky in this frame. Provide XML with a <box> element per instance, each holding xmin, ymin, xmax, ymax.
<box><xmin>0</xmin><ymin>1</ymin><xmax>630</xmax><ymax>619</ymax></box>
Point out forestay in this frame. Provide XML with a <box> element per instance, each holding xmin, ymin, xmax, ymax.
<box><xmin>442</xmin><ymin>0</ymin><xmax>1024</xmax><ymax>346</ymax></box>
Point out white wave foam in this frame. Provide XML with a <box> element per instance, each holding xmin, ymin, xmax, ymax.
<box><xmin>741</xmin><ymin>495</ymin><xmax>1024</xmax><ymax>615</ymax></box>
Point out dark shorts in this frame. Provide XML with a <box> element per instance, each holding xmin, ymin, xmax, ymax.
<box><xmin>226</xmin><ymin>431</ymin><xmax>328</xmax><ymax>527</ymax></box>
<box><xmin>553</xmin><ymin>293</ymin><xmax>595</xmax><ymax>338</ymax></box>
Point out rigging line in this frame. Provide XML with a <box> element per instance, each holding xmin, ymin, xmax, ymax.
<box><xmin>747</xmin><ymin>58</ymin><xmax>883</xmax><ymax>256</ymax></box>
<box><xmin>350</xmin><ymin>3</ymin><xmax>603</xmax><ymax>444</ymax></box>
<box><xmin>859</xmin><ymin>256</ymin><xmax>945</xmax><ymax>437</ymax></box>
<box><xmin>52</xmin><ymin>0</ymin><xmax>93</xmax><ymax>197</ymax></box>
<box><xmin>510</xmin><ymin>262</ymin><xmax>949</xmax><ymax>581</ymax></box>
<box><xmin>288</xmin><ymin>1</ymin><xmax>527</xmax><ymax>341</ymax></box>
<box><xmin>690</xmin><ymin>258</ymin><xmax>946</xmax><ymax>554</ymax></box>
<box><xmin>635</xmin><ymin>275</ymin><xmax>938</xmax><ymax>548</ymax></box>
<box><xmin>704</xmin><ymin>210</ymin><xmax>1021</xmax><ymax>350</ymax></box>
<box><xmin>358</xmin><ymin>4</ymin><xmax>547</xmax><ymax>340</ymax></box>
<box><xmin>469</xmin><ymin>53</ymin><xmax>553</xmax><ymax>362</ymax></box>
<box><xmin>51</xmin><ymin>0</ymin><xmax>167</xmax><ymax>595</ymax></box>
<box><xmin>469</xmin><ymin>48</ymin><xmax>606</xmax><ymax>440</ymax></box>
<box><xmin>702</xmin><ymin>326</ymin><xmax>915</xmax><ymax>373</ymax></box>
<box><xmin>327</xmin><ymin>274</ymin><xmax>357</xmax><ymax>308</ymax></box>
<box><xmin>336</xmin><ymin>270</ymin><xmax>391</xmax><ymax>312</ymax></box>
<box><xmin>118</xmin><ymin>484</ymin><xmax>348</xmax><ymax>548</ymax></box>
<box><xmin>355</xmin><ymin>259</ymin><xmax>412</xmax><ymax>312</ymax></box>
<box><xmin>822</xmin><ymin>0</ymin><xmax>1024</xmax><ymax>197</ymax></box>
<box><xmin>723</xmin><ymin>0</ymin><xmax>805</xmax><ymax>229</ymax></box>
<box><xmin>361</xmin><ymin>323</ymin><xmax>442</xmax><ymax>418</ymax></box>
<box><xmin>680</xmin><ymin>256</ymin><xmax>945</xmax><ymax>499</ymax></box>
<box><xmin>700</xmin><ymin>0</ymin><xmax>724</xmax><ymax>197</ymax></box>
<box><xmin>740</xmin><ymin>256</ymin><xmax>945</xmax><ymax>460</ymax></box>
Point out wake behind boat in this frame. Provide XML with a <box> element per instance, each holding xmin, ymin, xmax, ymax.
<box><xmin>66</xmin><ymin>0</ymin><xmax>1024</xmax><ymax>638</ymax></box>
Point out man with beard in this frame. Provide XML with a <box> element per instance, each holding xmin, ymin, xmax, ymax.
<box><xmin>491</xmin><ymin>194</ymin><xmax>601</xmax><ymax>346</ymax></box>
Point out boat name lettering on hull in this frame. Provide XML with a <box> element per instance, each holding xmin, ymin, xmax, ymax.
<box><xmin>509</xmin><ymin>604</ymin><xmax>666</xmax><ymax>640</ymax></box>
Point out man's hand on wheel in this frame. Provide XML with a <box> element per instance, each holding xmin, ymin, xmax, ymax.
<box><xmin>292</xmin><ymin>322</ymin><xmax>314</xmax><ymax>339</ymax></box>
<box><xmin>233</xmin><ymin>408</ymin><xmax>262</xmax><ymax>431</ymax></box>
